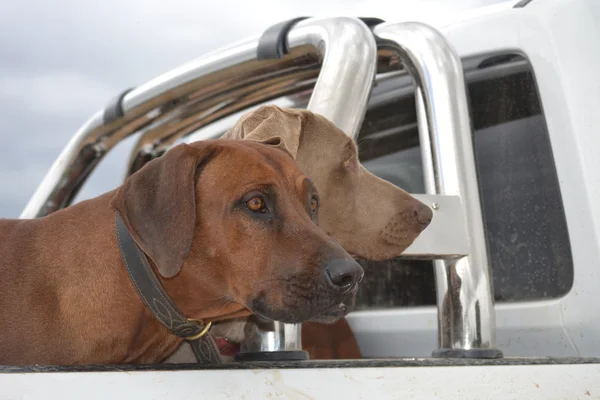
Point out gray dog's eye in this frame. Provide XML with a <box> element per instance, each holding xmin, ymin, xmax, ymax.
<box><xmin>310</xmin><ymin>197</ymin><xmax>318</xmax><ymax>213</ymax></box>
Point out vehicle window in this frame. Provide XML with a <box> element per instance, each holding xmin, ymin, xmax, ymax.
<box><xmin>354</xmin><ymin>55</ymin><xmax>574</xmax><ymax>309</ymax></box>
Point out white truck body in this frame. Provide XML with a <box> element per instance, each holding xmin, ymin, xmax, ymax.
<box><xmin>3</xmin><ymin>0</ymin><xmax>600</xmax><ymax>398</ymax></box>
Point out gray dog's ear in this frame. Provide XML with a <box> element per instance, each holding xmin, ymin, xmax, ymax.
<box><xmin>110</xmin><ymin>142</ymin><xmax>217</xmax><ymax>278</ymax></box>
<box><xmin>223</xmin><ymin>105</ymin><xmax>303</xmax><ymax>159</ymax></box>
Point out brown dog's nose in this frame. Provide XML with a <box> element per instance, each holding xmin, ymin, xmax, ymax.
<box><xmin>324</xmin><ymin>259</ymin><xmax>364</xmax><ymax>291</ymax></box>
<box><xmin>413</xmin><ymin>202</ymin><xmax>433</xmax><ymax>229</ymax></box>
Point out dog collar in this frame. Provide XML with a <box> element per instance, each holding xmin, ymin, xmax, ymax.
<box><xmin>115</xmin><ymin>212</ymin><xmax>222</xmax><ymax>365</ymax></box>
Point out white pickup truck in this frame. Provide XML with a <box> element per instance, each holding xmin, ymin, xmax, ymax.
<box><xmin>3</xmin><ymin>0</ymin><xmax>600</xmax><ymax>398</ymax></box>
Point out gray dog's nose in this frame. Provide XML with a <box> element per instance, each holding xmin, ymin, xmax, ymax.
<box><xmin>414</xmin><ymin>202</ymin><xmax>433</xmax><ymax>228</ymax></box>
<box><xmin>325</xmin><ymin>259</ymin><xmax>364</xmax><ymax>291</ymax></box>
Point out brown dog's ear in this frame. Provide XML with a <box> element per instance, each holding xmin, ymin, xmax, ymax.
<box><xmin>110</xmin><ymin>142</ymin><xmax>216</xmax><ymax>278</ymax></box>
<box><xmin>224</xmin><ymin>105</ymin><xmax>303</xmax><ymax>159</ymax></box>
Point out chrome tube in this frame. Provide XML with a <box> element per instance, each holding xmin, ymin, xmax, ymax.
<box><xmin>240</xmin><ymin>316</ymin><xmax>303</xmax><ymax>353</ymax></box>
<box><xmin>20</xmin><ymin>17</ymin><xmax>377</xmax><ymax>359</ymax></box>
<box><xmin>123</xmin><ymin>70</ymin><xmax>320</xmax><ymax>177</ymax></box>
<box><xmin>20</xmin><ymin>17</ymin><xmax>374</xmax><ymax>219</ymax></box>
<box><xmin>21</xmin><ymin>46</ymin><xmax>319</xmax><ymax>218</ymax></box>
<box><xmin>374</xmin><ymin>22</ymin><xmax>502</xmax><ymax>358</ymax></box>
<box><xmin>123</xmin><ymin>16</ymin><xmax>377</xmax><ymax>178</ymax></box>
<box><xmin>291</xmin><ymin>18</ymin><xmax>377</xmax><ymax>136</ymax></box>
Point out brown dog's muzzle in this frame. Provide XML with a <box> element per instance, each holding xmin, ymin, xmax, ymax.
<box><xmin>248</xmin><ymin>233</ymin><xmax>364</xmax><ymax>325</ymax></box>
<box><xmin>323</xmin><ymin>258</ymin><xmax>364</xmax><ymax>292</ymax></box>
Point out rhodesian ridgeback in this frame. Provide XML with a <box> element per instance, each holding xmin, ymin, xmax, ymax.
<box><xmin>0</xmin><ymin>140</ymin><xmax>364</xmax><ymax>365</ymax></box>
<box><xmin>167</xmin><ymin>106</ymin><xmax>433</xmax><ymax>362</ymax></box>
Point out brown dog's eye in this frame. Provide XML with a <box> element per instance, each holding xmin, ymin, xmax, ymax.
<box><xmin>246</xmin><ymin>196</ymin><xmax>266</xmax><ymax>213</ymax></box>
<box><xmin>310</xmin><ymin>197</ymin><xmax>318</xmax><ymax>213</ymax></box>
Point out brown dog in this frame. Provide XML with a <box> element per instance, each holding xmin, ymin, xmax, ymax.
<box><xmin>0</xmin><ymin>139</ymin><xmax>364</xmax><ymax>366</ymax></box>
<box><xmin>166</xmin><ymin>106</ymin><xmax>433</xmax><ymax>362</ymax></box>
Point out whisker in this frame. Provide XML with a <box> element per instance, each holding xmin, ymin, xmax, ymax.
<box><xmin>194</xmin><ymin>294</ymin><xmax>231</xmax><ymax>302</ymax></box>
<box><xmin>214</xmin><ymin>299</ymin><xmax>235</xmax><ymax>315</ymax></box>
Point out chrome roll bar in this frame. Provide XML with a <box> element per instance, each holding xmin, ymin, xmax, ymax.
<box><xmin>20</xmin><ymin>17</ymin><xmax>375</xmax><ymax>220</ymax></box>
<box><xmin>20</xmin><ymin>16</ymin><xmax>377</xmax><ymax>360</ymax></box>
<box><xmin>122</xmin><ymin>17</ymin><xmax>378</xmax><ymax>179</ymax></box>
<box><xmin>20</xmin><ymin>16</ymin><xmax>501</xmax><ymax>360</ymax></box>
<box><xmin>374</xmin><ymin>21</ymin><xmax>502</xmax><ymax>358</ymax></box>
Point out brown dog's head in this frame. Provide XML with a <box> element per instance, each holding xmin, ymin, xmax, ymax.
<box><xmin>110</xmin><ymin>140</ymin><xmax>363</xmax><ymax>324</ymax></box>
<box><xmin>223</xmin><ymin>105</ymin><xmax>433</xmax><ymax>261</ymax></box>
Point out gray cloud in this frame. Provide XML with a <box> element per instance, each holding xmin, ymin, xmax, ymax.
<box><xmin>0</xmin><ymin>0</ymin><xmax>506</xmax><ymax>217</ymax></box>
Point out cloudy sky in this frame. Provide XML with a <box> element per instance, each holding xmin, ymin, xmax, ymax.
<box><xmin>0</xmin><ymin>0</ymin><xmax>507</xmax><ymax>218</ymax></box>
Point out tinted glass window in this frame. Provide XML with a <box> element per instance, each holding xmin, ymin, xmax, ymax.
<box><xmin>354</xmin><ymin>55</ymin><xmax>573</xmax><ymax>310</ymax></box>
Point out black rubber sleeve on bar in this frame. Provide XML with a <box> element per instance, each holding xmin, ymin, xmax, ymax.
<box><xmin>514</xmin><ymin>0</ymin><xmax>536</xmax><ymax>8</ymax></box>
<box><xmin>257</xmin><ymin>17</ymin><xmax>310</xmax><ymax>60</ymax></box>
<box><xmin>358</xmin><ymin>17</ymin><xmax>385</xmax><ymax>29</ymax></box>
<box><xmin>103</xmin><ymin>87</ymin><xmax>135</xmax><ymax>124</ymax></box>
<box><xmin>257</xmin><ymin>17</ymin><xmax>385</xmax><ymax>61</ymax></box>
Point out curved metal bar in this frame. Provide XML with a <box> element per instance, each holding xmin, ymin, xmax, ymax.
<box><xmin>124</xmin><ymin>16</ymin><xmax>378</xmax><ymax>177</ymax></box>
<box><xmin>19</xmin><ymin>16</ymin><xmax>377</xmax><ymax>359</ymax></box>
<box><xmin>290</xmin><ymin>17</ymin><xmax>377</xmax><ymax>137</ymax></box>
<box><xmin>20</xmin><ymin>17</ymin><xmax>375</xmax><ymax>220</ymax></box>
<box><xmin>374</xmin><ymin>21</ymin><xmax>501</xmax><ymax>358</ymax></box>
<box><xmin>123</xmin><ymin>68</ymin><xmax>320</xmax><ymax>177</ymax></box>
